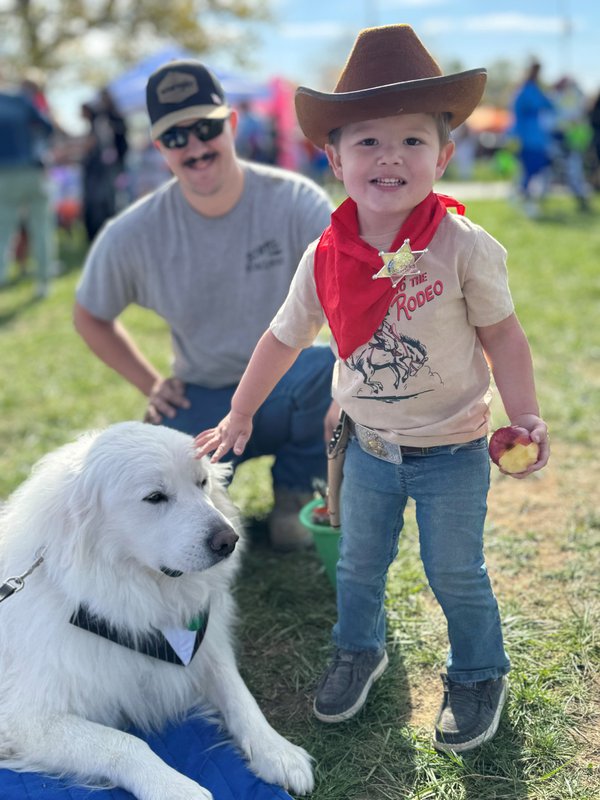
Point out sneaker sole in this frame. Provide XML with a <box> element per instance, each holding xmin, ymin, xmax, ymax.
<box><xmin>313</xmin><ymin>651</ymin><xmax>389</xmax><ymax>723</ymax></box>
<box><xmin>433</xmin><ymin>676</ymin><xmax>508</xmax><ymax>753</ymax></box>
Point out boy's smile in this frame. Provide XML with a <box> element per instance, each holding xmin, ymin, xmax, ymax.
<box><xmin>325</xmin><ymin>113</ymin><xmax>454</xmax><ymax>248</ymax></box>
<box><xmin>371</xmin><ymin>178</ymin><xmax>406</xmax><ymax>186</ymax></box>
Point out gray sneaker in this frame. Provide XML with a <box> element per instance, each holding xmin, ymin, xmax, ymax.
<box><xmin>434</xmin><ymin>674</ymin><xmax>508</xmax><ymax>753</ymax></box>
<box><xmin>313</xmin><ymin>649</ymin><xmax>389</xmax><ymax>722</ymax></box>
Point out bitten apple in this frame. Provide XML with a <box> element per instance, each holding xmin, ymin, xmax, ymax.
<box><xmin>488</xmin><ymin>426</ymin><xmax>539</xmax><ymax>473</ymax></box>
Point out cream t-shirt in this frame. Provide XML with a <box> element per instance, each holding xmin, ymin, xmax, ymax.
<box><xmin>270</xmin><ymin>212</ymin><xmax>515</xmax><ymax>447</ymax></box>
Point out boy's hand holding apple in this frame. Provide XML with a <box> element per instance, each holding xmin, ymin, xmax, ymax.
<box><xmin>488</xmin><ymin>414</ymin><xmax>549</xmax><ymax>478</ymax></box>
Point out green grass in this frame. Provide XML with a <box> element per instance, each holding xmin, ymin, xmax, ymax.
<box><xmin>1</xmin><ymin>195</ymin><xmax>599</xmax><ymax>799</ymax></box>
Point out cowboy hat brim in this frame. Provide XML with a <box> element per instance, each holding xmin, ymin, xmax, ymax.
<box><xmin>296</xmin><ymin>68</ymin><xmax>487</xmax><ymax>149</ymax></box>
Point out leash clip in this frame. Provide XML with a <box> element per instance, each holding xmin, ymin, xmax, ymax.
<box><xmin>0</xmin><ymin>546</ymin><xmax>47</xmax><ymax>604</ymax></box>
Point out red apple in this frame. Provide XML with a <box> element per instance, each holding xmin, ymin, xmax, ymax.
<box><xmin>488</xmin><ymin>426</ymin><xmax>539</xmax><ymax>473</ymax></box>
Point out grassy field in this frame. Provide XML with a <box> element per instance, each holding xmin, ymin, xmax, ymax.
<box><xmin>0</xmin><ymin>193</ymin><xmax>599</xmax><ymax>799</ymax></box>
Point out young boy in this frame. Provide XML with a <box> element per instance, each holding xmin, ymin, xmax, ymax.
<box><xmin>195</xmin><ymin>24</ymin><xmax>550</xmax><ymax>753</ymax></box>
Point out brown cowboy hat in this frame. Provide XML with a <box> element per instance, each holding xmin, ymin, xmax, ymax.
<box><xmin>295</xmin><ymin>24</ymin><xmax>487</xmax><ymax>149</ymax></box>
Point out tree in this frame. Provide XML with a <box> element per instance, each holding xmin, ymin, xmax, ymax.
<box><xmin>0</xmin><ymin>0</ymin><xmax>271</xmax><ymax>81</ymax></box>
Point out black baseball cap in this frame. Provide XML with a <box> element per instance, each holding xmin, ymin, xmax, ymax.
<box><xmin>146</xmin><ymin>60</ymin><xmax>231</xmax><ymax>139</ymax></box>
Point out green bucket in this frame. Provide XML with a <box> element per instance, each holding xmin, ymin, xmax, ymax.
<box><xmin>298</xmin><ymin>497</ymin><xmax>340</xmax><ymax>588</ymax></box>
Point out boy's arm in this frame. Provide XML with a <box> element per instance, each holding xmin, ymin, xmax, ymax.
<box><xmin>476</xmin><ymin>313</ymin><xmax>550</xmax><ymax>478</ymax></box>
<box><xmin>195</xmin><ymin>330</ymin><xmax>302</xmax><ymax>461</ymax></box>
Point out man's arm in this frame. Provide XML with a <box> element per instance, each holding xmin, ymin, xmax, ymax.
<box><xmin>73</xmin><ymin>302</ymin><xmax>189</xmax><ymax>421</ymax></box>
<box><xmin>477</xmin><ymin>312</ymin><xmax>550</xmax><ymax>477</ymax></box>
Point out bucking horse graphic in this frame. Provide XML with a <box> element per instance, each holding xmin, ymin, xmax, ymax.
<box><xmin>348</xmin><ymin>320</ymin><xmax>439</xmax><ymax>395</ymax></box>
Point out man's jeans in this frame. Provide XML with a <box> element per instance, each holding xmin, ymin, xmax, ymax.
<box><xmin>162</xmin><ymin>345</ymin><xmax>335</xmax><ymax>493</ymax></box>
<box><xmin>335</xmin><ymin>435</ymin><xmax>510</xmax><ymax>684</ymax></box>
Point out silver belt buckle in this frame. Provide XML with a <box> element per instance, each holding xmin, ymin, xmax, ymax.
<box><xmin>354</xmin><ymin>422</ymin><xmax>403</xmax><ymax>464</ymax></box>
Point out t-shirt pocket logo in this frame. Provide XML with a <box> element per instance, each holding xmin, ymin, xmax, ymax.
<box><xmin>245</xmin><ymin>240</ymin><xmax>283</xmax><ymax>272</ymax></box>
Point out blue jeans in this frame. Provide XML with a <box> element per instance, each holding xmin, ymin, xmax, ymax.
<box><xmin>335</xmin><ymin>435</ymin><xmax>510</xmax><ymax>684</ymax></box>
<box><xmin>161</xmin><ymin>346</ymin><xmax>335</xmax><ymax>493</ymax></box>
<box><xmin>519</xmin><ymin>148</ymin><xmax>551</xmax><ymax>196</ymax></box>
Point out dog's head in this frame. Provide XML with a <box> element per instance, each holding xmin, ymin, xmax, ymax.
<box><xmin>4</xmin><ymin>423</ymin><xmax>241</xmax><ymax>595</ymax></box>
<box><xmin>79</xmin><ymin>422</ymin><xmax>240</xmax><ymax>576</ymax></box>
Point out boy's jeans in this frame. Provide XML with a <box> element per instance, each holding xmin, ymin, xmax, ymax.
<box><xmin>335</xmin><ymin>435</ymin><xmax>510</xmax><ymax>684</ymax></box>
<box><xmin>162</xmin><ymin>345</ymin><xmax>335</xmax><ymax>493</ymax></box>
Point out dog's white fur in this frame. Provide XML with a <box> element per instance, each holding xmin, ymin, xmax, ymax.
<box><xmin>0</xmin><ymin>422</ymin><xmax>313</xmax><ymax>800</ymax></box>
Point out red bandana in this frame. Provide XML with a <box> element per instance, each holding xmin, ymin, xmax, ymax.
<box><xmin>314</xmin><ymin>191</ymin><xmax>465</xmax><ymax>359</ymax></box>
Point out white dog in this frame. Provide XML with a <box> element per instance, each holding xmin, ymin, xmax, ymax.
<box><xmin>0</xmin><ymin>422</ymin><xmax>313</xmax><ymax>800</ymax></box>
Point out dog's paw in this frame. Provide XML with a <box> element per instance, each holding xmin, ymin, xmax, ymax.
<box><xmin>246</xmin><ymin>734</ymin><xmax>314</xmax><ymax>795</ymax></box>
<box><xmin>166</xmin><ymin>788</ymin><xmax>212</xmax><ymax>800</ymax></box>
<box><xmin>142</xmin><ymin>773</ymin><xmax>213</xmax><ymax>800</ymax></box>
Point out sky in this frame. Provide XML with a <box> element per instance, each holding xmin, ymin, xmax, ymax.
<box><xmin>50</xmin><ymin>0</ymin><xmax>600</xmax><ymax>133</ymax></box>
<box><xmin>224</xmin><ymin>0</ymin><xmax>599</xmax><ymax>95</ymax></box>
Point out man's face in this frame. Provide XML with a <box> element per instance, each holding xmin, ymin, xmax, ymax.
<box><xmin>155</xmin><ymin>110</ymin><xmax>240</xmax><ymax>207</ymax></box>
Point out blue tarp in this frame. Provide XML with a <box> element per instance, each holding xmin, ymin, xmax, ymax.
<box><xmin>0</xmin><ymin>716</ymin><xmax>293</xmax><ymax>799</ymax></box>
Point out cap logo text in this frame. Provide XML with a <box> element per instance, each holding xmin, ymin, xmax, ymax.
<box><xmin>156</xmin><ymin>71</ymin><xmax>199</xmax><ymax>105</ymax></box>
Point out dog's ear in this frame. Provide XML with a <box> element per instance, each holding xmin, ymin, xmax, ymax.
<box><xmin>1</xmin><ymin>432</ymin><xmax>103</xmax><ymax>570</ymax></box>
<box><xmin>207</xmin><ymin>460</ymin><xmax>234</xmax><ymax>488</ymax></box>
<box><xmin>200</xmin><ymin>459</ymin><xmax>242</xmax><ymax>533</ymax></box>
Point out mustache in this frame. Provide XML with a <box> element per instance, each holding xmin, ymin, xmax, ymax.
<box><xmin>183</xmin><ymin>152</ymin><xmax>216</xmax><ymax>168</ymax></box>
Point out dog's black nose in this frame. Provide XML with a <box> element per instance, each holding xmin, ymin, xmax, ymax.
<box><xmin>209</xmin><ymin>527</ymin><xmax>239</xmax><ymax>558</ymax></box>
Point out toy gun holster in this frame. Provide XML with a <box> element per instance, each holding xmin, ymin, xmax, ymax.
<box><xmin>326</xmin><ymin>411</ymin><xmax>350</xmax><ymax>529</ymax></box>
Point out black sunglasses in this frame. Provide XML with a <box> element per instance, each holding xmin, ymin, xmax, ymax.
<box><xmin>159</xmin><ymin>118</ymin><xmax>228</xmax><ymax>149</ymax></box>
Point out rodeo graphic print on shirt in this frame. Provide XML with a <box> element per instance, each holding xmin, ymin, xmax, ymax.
<box><xmin>346</xmin><ymin>269</ymin><xmax>444</xmax><ymax>402</ymax></box>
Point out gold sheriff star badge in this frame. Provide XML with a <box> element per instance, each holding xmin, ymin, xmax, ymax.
<box><xmin>373</xmin><ymin>239</ymin><xmax>427</xmax><ymax>284</ymax></box>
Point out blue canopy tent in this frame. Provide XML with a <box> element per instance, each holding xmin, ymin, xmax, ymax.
<box><xmin>107</xmin><ymin>46</ymin><xmax>272</xmax><ymax>116</ymax></box>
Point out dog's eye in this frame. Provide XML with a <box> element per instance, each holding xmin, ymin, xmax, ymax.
<box><xmin>143</xmin><ymin>491</ymin><xmax>169</xmax><ymax>504</ymax></box>
<box><xmin>198</xmin><ymin>477</ymin><xmax>209</xmax><ymax>489</ymax></box>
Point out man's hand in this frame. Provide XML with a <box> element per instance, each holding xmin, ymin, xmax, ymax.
<box><xmin>194</xmin><ymin>410</ymin><xmax>253</xmax><ymax>462</ymax></box>
<box><xmin>143</xmin><ymin>377</ymin><xmax>190</xmax><ymax>424</ymax></box>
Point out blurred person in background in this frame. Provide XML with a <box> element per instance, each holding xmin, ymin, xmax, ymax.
<box><xmin>451</xmin><ymin>122</ymin><xmax>477</xmax><ymax>180</ymax></box>
<box><xmin>98</xmin><ymin>87</ymin><xmax>129</xmax><ymax>175</ymax></box>
<box><xmin>0</xmin><ymin>71</ymin><xmax>55</xmax><ymax>298</ymax></box>
<box><xmin>590</xmin><ymin>89</ymin><xmax>600</xmax><ymax>189</ymax></box>
<box><xmin>550</xmin><ymin>76</ymin><xmax>592</xmax><ymax>212</ymax></box>
<box><xmin>510</xmin><ymin>61</ymin><xmax>554</xmax><ymax>217</ymax></box>
<box><xmin>13</xmin><ymin>69</ymin><xmax>60</xmax><ymax>276</ymax></box>
<box><xmin>80</xmin><ymin>89</ymin><xmax>129</xmax><ymax>243</ymax></box>
<box><xmin>235</xmin><ymin>99</ymin><xmax>275</xmax><ymax>163</ymax></box>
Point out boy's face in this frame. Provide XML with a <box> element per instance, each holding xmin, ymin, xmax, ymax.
<box><xmin>325</xmin><ymin>113</ymin><xmax>454</xmax><ymax>237</ymax></box>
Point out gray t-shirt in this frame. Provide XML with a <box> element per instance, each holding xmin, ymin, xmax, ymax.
<box><xmin>76</xmin><ymin>160</ymin><xmax>333</xmax><ymax>387</ymax></box>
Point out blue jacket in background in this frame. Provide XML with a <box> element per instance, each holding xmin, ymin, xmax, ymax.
<box><xmin>0</xmin><ymin>91</ymin><xmax>53</xmax><ymax>167</ymax></box>
<box><xmin>511</xmin><ymin>80</ymin><xmax>555</xmax><ymax>153</ymax></box>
